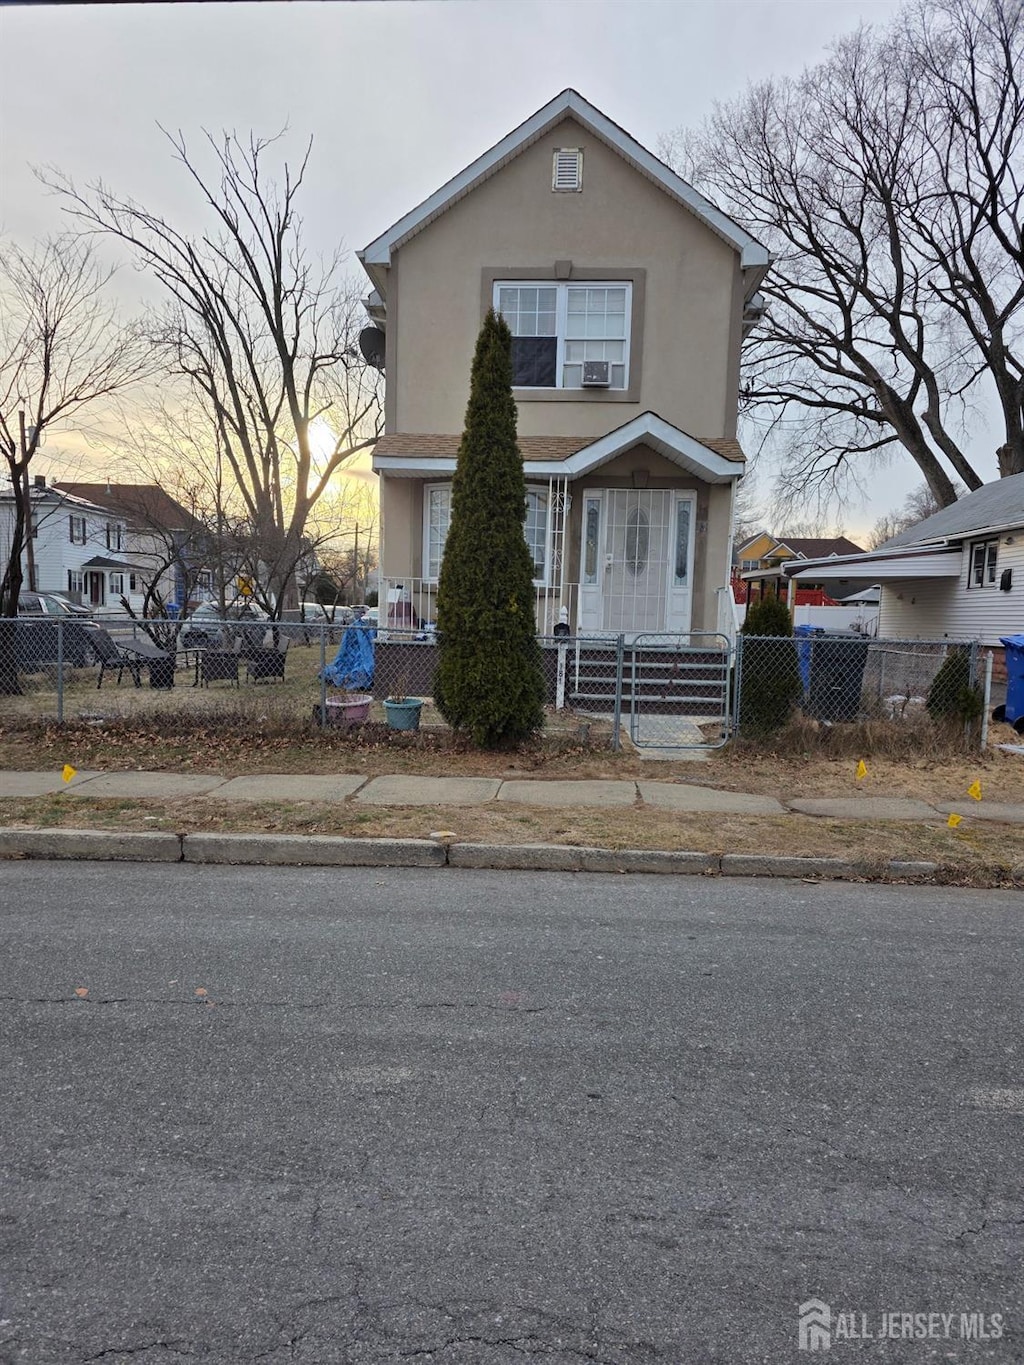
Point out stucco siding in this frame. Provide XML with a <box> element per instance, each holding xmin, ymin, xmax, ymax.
<box><xmin>391</xmin><ymin>116</ymin><xmax>740</xmax><ymax>441</ymax></box>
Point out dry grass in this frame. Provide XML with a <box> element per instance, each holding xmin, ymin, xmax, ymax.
<box><xmin>0</xmin><ymin>794</ymin><xmax>1020</xmax><ymax>886</ymax></box>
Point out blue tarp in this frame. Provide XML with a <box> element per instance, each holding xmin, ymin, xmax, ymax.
<box><xmin>321</xmin><ymin>626</ymin><xmax>376</xmax><ymax>689</ymax></box>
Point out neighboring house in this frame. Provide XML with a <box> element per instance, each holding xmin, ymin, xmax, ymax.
<box><xmin>781</xmin><ymin>473</ymin><xmax>1024</xmax><ymax>662</ymax></box>
<box><xmin>735</xmin><ymin>532</ymin><xmax>873</xmax><ymax>603</ymax></box>
<box><xmin>0</xmin><ymin>478</ymin><xmax>136</xmax><ymax>608</ymax></box>
<box><xmin>53</xmin><ymin>482</ymin><xmax>210</xmax><ymax>612</ymax></box>
<box><xmin>358</xmin><ymin>89</ymin><xmax>770</xmax><ymax>638</ymax></box>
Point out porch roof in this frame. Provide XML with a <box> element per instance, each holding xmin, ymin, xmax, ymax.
<box><xmin>81</xmin><ymin>556</ymin><xmax>136</xmax><ymax>572</ymax></box>
<box><xmin>783</xmin><ymin>546</ymin><xmax>962</xmax><ymax>581</ymax></box>
<box><xmin>372</xmin><ymin>414</ymin><xmax>746</xmax><ymax>484</ymax></box>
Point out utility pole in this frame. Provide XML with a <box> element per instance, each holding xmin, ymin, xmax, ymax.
<box><xmin>19</xmin><ymin>412</ymin><xmax>37</xmax><ymax>594</ymax></box>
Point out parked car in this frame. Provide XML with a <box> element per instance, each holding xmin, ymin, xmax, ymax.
<box><xmin>17</xmin><ymin>591</ymin><xmax>92</xmax><ymax>619</ymax></box>
<box><xmin>180</xmin><ymin>602</ymin><xmax>269</xmax><ymax>649</ymax></box>
<box><xmin>15</xmin><ymin>597</ymin><xmax>102</xmax><ymax>668</ymax></box>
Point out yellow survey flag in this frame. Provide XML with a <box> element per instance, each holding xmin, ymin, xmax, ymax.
<box><xmin>61</xmin><ymin>765</ymin><xmax>77</xmax><ymax>784</ymax></box>
<box><xmin>947</xmin><ymin>813</ymin><xmax>962</xmax><ymax>828</ymax></box>
<box><xmin>967</xmin><ymin>780</ymin><xmax>982</xmax><ymax>801</ymax></box>
<box><xmin>856</xmin><ymin>760</ymin><xmax>868</xmax><ymax>780</ymax></box>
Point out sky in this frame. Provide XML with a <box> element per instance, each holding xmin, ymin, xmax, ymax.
<box><xmin>2</xmin><ymin>0</ymin><xmax>985</xmax><ymax>540</ymax></box>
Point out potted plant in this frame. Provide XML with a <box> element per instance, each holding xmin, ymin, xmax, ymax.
<box><xmin>383</xmin><ymin>677</ymin><xmax>423</xmax><ymax>731</ymax></box>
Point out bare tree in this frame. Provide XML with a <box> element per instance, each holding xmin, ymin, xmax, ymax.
<box><xmin>865</xmin><ymin>483</ymin><xmax>947</xmax><ymax>546</ymax></box>
<box><xmin>48</xmin><ymin>129</ymin><xmax>382</xmax><ymax>615</ymax></box>
<box><xmin>0</xmin><ymin>238</ymin><xmax>146</xmax><ymax>618</ymax></box>
<box><xmin>661</xmin><ymin>0</ymin><xmax>1023</xmax><ymax>511</ymax></box>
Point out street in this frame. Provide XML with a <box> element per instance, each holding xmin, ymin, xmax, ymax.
<box><xmin>0</xmin><ymin>864</ymin><xmax>1021</xmax><ymax>1363</ymax></box>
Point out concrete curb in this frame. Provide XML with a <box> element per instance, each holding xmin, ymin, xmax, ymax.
<box><xmin>0</xmin><ymin>828</ymin><xmax>182</xmax><ymax>862</ymax></box>
<box><xmin>0</xmin><ymin>827</ymin><xmax>1015</xmax><ymax>885</ymax></box>
<box><xmin>0</xmin><ymin>819</ymin><xmax>1004</xmax><ymax>884</ymax></box>
<box><xmin>182</xmin><ymin>833</ymin><xmax>446</xmax><ymax>867</ymax></box>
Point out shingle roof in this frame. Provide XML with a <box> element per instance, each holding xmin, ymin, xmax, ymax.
<box><xmin>883</xmin><ymin>471</ymin><xmax>1024</xmax><ymax>546</ymax></box>
<box><xmin>774</xmin><ymin>536</ymin><xmax>866</xmax><ymax>559</ymax></box>
<box><xmin>372</xmin><ymin>432</ymin><xmax>746</xmax><ymax>464</ymax></box>
<box><xmin>53</xmin><ymin>483</ymin><xmax>199</xmax><ymax>532</ymax></box>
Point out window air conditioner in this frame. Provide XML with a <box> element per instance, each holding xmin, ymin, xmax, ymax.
<box><xmin>581</xmin><ymin>360</ymin><xmax>611</xmax><ymax>387</ymax></box>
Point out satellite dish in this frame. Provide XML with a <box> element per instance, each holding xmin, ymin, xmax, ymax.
<box><xmin>358</xmin><ymin>326</ymin><xmax>386</xmax><ymax>371</ymax></box>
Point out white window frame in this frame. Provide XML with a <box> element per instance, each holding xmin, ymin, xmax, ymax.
<box><xmin>106</xmin><ymin>523</ymin><xmax>124</xmax><ymax>552</ymax></box>
<box><xmin>493</xmin><ymin>281</ymin><xmax>632</xmax><ymax>391</ymax></box>
<box><xmin>67</xmin><ymin>570</ymin><xmax>84</xmax><ymax>595</ymax></box>
<box><xmin>109</xmin><ymin>572</ymin><xmax>124</xmax><ymax>597</ymax></box>
<box><xmin>69</xmin><ymin>514</ymin><xmax>87</xmax><ymax>544</ymax></box>
<box><xmin>423</xmin><ymin>482</ymin><xmax>550</xmax><ymax>586</ymax></box>
<box><xmin>968</xmin><ymin>538</ymin><xmax>998</xmax><ymax>588</ymax></box>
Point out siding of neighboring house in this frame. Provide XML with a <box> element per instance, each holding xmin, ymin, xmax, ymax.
<box><xmin>878</xmin><ymin>538</ymin><xmax>1024</xmax><ymax>645</ymax></box>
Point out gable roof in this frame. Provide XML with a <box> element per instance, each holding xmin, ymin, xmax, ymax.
<box><xmin>882</xmin><ymin>471</ymin><xmax>1024</xmax><ymax>547</ymax></box>
<box><xmin>735</xmin><ymin>533</ymin><xmax>865</xmax><ymax>560</ymax></box>
<box><xmin>359</xmin><ymin>89</ymin><xmax>770</xmax><ymax>293</ymax></box>
<box><xmin>773</xmin><ymin>536</ymin><xmax>866</xmax><ymax>559</ymax></box>
<box><xmin>372</xmin><ymin>413</ymin><xmax>745</xmax><ymax>484</ymax></box>
<box><xmin>53</xmin><ymin>483</ymin><xmax>199</xmax><ymax>533</ymax></box>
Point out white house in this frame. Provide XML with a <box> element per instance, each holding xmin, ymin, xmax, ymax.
<box><xmin>782</xmin><ymin>472</ymin><xmax>1024</xmax><ymax>668</ymax></box>
<box><xmin>0</xmin><ymin>478</ymin><xmax>146</xmax><ymax>611</ymax></box>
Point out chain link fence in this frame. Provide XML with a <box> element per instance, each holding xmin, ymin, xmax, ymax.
<box><xmin>733</xmin><ymin>633</ymin><xmax>980</xmax><ymax>736</ymax></box>
<box><xmin>0</xmin><ymin>615</ymin><xmax>988</xmax><ymax>749</ymax></box>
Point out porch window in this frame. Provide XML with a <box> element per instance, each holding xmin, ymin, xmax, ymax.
<box><xmin>583</xmin><ymin>498</ymin><xmax>601</xmax><ymax>585</ymax></box>
<box><xmin>495</xmin><ymin>282</ymin><xmax>631</xmax><ymax>390</ymax></box>
<box><xmin>109</xmin><ymin>573</ymin><xmax>124</xmax><ymax>597</ymax></box>
<box><xmin>968</xmin><ymin>539</ymin><xmax>997</xmax><ymax>587</ymax></box>
<box><xmin>675</xmin><ymin>500</ymin><xmax>692</xmax><ymax>586</ymax></box>
<box><xmin>67</xmin><ymin>570</ymin><xmax>84</xmax><ymax>595</ymax></box>
<box><xmin>424</xmin><ymin>482</ymin><xmax>549</xmax><ymax>584</ymax></box>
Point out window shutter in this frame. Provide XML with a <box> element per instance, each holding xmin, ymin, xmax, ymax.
<box><xmin>552</xmin><ymin>148</ymin><xmax>582</xmax><ymax>192</ymax></box>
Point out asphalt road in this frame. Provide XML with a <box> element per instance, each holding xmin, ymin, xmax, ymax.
<box><xmin>0</xmin><ymin>864</ymin><xmax>1022</xmax><ymax>1364</ymax></box>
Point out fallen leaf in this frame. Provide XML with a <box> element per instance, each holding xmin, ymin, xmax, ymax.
<box><xmin>195</xmin><ymin>987</ymin><xmax>208</xmax><ymax>997</ymax></box>
<box><xmin>74</xmin><ymin>987</ymin><xmax>89</xmax><ymax>998</ymax></box>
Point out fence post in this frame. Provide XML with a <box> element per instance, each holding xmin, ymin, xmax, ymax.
<box><xmin>732</xmin><ymin>632</ymin><xmax>744</xmax><ymax>735</ymax></box>
<box><xmin>319</xmin><ymin>625</ymin><xmax>327</xmax><ymax>726</ymax></box>
<box><xmin>56</xmin><ymin>618</ymin><xmax>64</xmax><ymax>725</ymax></box>
<box><xmin>979</xmin><ymin>649</ymin><xmax>993</xmax><ymax>751</ymax></box>
<box><xmin>967</xmin><ymin>639</ymin><xmax>980</xmax><ymax>744</ymax></box>
<box><xmin>611</xmin><ymin>633</ymin><xmax>625</xmax><ymax>752</ymax></box>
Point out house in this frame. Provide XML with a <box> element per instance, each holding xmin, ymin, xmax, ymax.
<box><xmin>52</xmin><ymin>482</ymin><xmax>211</xmax><ymax>612</ymax></box>
<box><xmin>781</xmin><ymin>472</ymin><xmax>1024</xmax><ymax>669</ymax></box>
<box><xmin>734</xmin><ymin>532</ymin><xmax>871</xmax><ymax>604</ymax></box>
<box><xmin>358</xmin><ymin>89</ymin><xmax>770</xmax><ymax>640</ymax></box>
<box><xmin>0</xmin><ymin>478</ymin><xmax>137</xmax><ymax>609</ymax></box>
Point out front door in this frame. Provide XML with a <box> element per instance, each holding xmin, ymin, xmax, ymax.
<box><xmin>87</xmin><ymin>571</ymin><xmax>105</xmax><ymax>607</ymax></box>
<box><xmin>578</xmin><ymin>489</ymin><xmax>695</xmax><ymax>637</ymax></box>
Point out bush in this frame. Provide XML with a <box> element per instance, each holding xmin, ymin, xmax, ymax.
<box><xmin>737</xmin><ymin>594</ymin><xmax>803</xmax><ymax>736</ymax></box>
<box><xmin>926</xmin><ymin>647</ymin><xmax>982</xmax><ymax>725</ymax></box>
<box><xmin>433</xmin><ymin>309</ymin><xmax>545</xmax><ymax>748</ymax></box>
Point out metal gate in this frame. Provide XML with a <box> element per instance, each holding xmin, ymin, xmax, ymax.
<box><xmin>627</xmin><ymin>632</ymin><xmax>732</xmax><ymax>750</ymax></box>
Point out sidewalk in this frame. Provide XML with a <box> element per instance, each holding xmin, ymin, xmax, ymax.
<box><xmin>2</xmin><ymin>767</ymin><xmax>1024</xmax><ymax>826</ymax></box>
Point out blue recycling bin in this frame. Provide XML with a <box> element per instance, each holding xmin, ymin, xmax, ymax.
<box><xmin>999</xmin><ymin>635</ymin><xmax>1024</xmax><ymax>725</ymax></box>
<box><xmin>793</xmin><ymin>624</ymin><xmax>822</xmax><ymax>695</ymax></box>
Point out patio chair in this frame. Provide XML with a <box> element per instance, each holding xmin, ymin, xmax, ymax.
<box><xmin>92</xmin><ymin>627</ymin><xmax>143</xmax><ymax>689</ymax></box>
<box><xmin>245</xmin><ymin>636</ymin><xmax>290</xmax><ymax>683</ymax></box>
<box><xmin>199</xmin><ymin>638</ymin><xmax>242</xmax><ymax>688</ymax></box>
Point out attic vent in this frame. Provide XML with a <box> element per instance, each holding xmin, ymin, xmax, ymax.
<box><xmin>552</xmin><ymin>148</ymin><xmax>583</xmax><ymax>192</ymax></box>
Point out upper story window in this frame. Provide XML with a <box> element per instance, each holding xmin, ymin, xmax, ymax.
<box><xmin>495</xmin><ymin>282</ymin><xmax>631</xmax><ymax>391</ymax></box>
<box><xmin>968</xmin><ymin>538</ymin><xmax>998</xmax><ymax>588</ymax></box>
<box><xmin>69</xmin><ymin>514</ymin><xmax>87</xmax><ymax>544</ymax></box>
<box><xmin>106</xmin><ymin>524</ymin><xmax>124</xmax><ymax>552</ymax></box>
